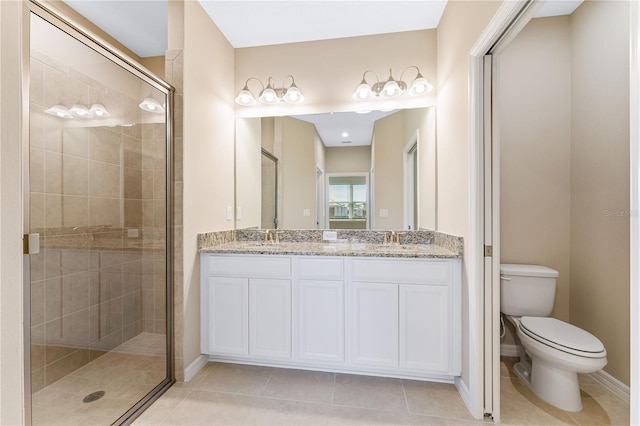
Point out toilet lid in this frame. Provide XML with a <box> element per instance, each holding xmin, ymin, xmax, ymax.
<box><xmin>519</xmin><ymin>317</ymin><xmax>606</xmax><ymax>357</ymax></box>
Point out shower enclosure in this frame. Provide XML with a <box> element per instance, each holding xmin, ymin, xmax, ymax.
<box><xmin>25</xmin><ymin>3</ymin><xmax>173</xmax><ymax>424</ymax></box>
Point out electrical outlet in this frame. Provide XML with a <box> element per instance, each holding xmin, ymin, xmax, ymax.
<box><xmin>127</xmin><ymin>228</ymin><xmax>139</xmax><ymax>238</ymax></box>
<box><xmin>226</xmin><ymin>206</ymin><xmax>233</xmax><ymax>221</ymax></box>
<box><xmin>237</xmin><ymin>206</ymin><xmax>242</xmax><ymax>220</ymax></box>
<box><xmin>379</xmin><ymin>209</ymin><xmax>389</xmax><ymax>217</ymax></box>
<box><xmin>303</xmin><ymin>209</ymin><xmax>311</xmax><ymax>217</ymax></box>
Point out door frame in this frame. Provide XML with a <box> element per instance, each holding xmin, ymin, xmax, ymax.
<box><xmin>467</xmin><ymin>0</ymin><xmax>543</xmax><ymax>420</ymax></box>
<box><xmin>403</xmin><ymin>131</ymin><xmax>419</xmax><ymax>231</ymax></box>
<box><xmin>630</xmin><ymin>2</ymin><xmax>640</xmax><ymax>422</ymax></box>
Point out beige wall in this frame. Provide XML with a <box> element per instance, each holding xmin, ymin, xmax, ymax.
<box><xmin>181</xmin><ymin>1</ymin><xmax>235</xmax><ymax>371</ymax></box>
<box><xmin>570</xmin><ymin>0</ymin><xmax>630</xmax><ymax>385</ymax></box>
<box><xmin>371</xmin><ymin>108</ymin><xmax>436</xmax><ymax>230</ymax></box>
<box><xmin>499</xmin><ymin>16</ymin><xmax>572</xmax><ymax>330</ymax></box>
<box><xmin>235</xmin><ymin>118</ymin><xmax>262</xmax><ymax>229</ymax></box>
<box><xmin>235</xmin><ymin>30</ymin><xmax>437</xmax><ymax>118</ymax></box>
<box><xmin>499</xmin><ymin>2</ymin><xmax>630</xmax><ymax>386</ymax></box>
<box><xmin>325</xmin><ymin>146</ymin><xmax>371</xmax><ymax>174</ymax></box>
<box><xmin>436</xmin><ymin>0</ymin><xmax>502</xmax><ymax>389</ymax></box>
<box><xmin>1</xmin><ymin>1</ymin><xmax>26</xmax><ymax>423</ymax></box>
<box><xmin>404</xmin><ymin>107</ymin><xmax>437</xmax><ymax>230</ymax></box>
<box><xmin>140</xmin><ymin>56</ymin><xmax>166</xmax><ymax>80</ymax></box>
<box><xmin>279</xmin><ymin>117</ymin><xmax>318</xmax><ymax>229</ymax></box>
<box><xmin>373</xmin><ymin>111</ymin><xmax>405</xmax><ymax>229</ymax></box>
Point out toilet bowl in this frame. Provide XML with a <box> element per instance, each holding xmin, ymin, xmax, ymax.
<box><xmin>506</xmin><ymin>315</ymin><xmax>607</xmax><ymax>411</ymax></box>
<box><xmin>500</xmin><ymin>264</ymin><xmax>607</xmax><ymax>412</ymax></box>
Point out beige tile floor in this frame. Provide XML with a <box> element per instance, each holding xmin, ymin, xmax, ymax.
<box><xmin>135</xmin><ymin>358</ymin><xmax>630</xmax><ymax>426</ymax></box>
<box><xmin>32</xmin><ymin>333</ymin><xmax>167</xmax><ymax>426</ymax></box>
<box><xmin>500</xmin><ymin>357</ymin><xmax>630</xmax><ymax>425</ymax></box>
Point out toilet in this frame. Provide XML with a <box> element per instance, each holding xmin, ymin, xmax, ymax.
<box><xmin>500</xmin><ymin>264</ymin><xmax>607</xmax><ymax>412</ymax></box>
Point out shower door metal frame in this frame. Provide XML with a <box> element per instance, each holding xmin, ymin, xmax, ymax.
<box><xmin>23</xmin><ymin>2</ymin><xmax>175</xmax><ymax>424</ymax></box>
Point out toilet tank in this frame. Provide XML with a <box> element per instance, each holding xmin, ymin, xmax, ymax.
<box><xmin>500</xmin><ymin>264</ymin><xmax>558</xmax><ymax>317</ymax></box>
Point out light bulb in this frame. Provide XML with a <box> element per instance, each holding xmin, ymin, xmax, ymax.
<box><xmin>408</xmin><ymin>74</ymin><xmax>433</xmax><ymax>96</ymax></box>
<box><xmin>139</xmin><ymin>97</ymin><xmax>165</xmax><ymax>113</ymax></box>
<box><xmin>235</xmin><ymin>87</ymin><xmax>257</xmax><ymax>106</ymax></box>
<box><xmin>69</xmin><ymin>104</ymin><xmax>93</xmax><ymax>118</ymax></box>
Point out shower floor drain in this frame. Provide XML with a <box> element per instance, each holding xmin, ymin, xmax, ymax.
<box><xmin>83</xmin><ymin>390</ymin><xmax>106</xmax><ymax>403</ymax></box>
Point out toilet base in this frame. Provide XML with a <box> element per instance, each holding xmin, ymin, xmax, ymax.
<box><xmin>514</xmin><ymin>359</ymin><xmax>583</xmax><ymax>412</ymax></box>
<box><xmin>531</xmin><ymin>358</ymin><xmax>583</xmax><ymax>412</ymax></box>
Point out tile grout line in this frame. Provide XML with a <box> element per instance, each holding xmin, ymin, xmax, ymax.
<box><xmin>400</xmin><ymin>379</ymin><xmax>411</xmax><ymax>417</ymax></box>
<box><xmin>330</xmin><ymin>372</ymin><xmax>337</xmax><ymax>406</ymax></box>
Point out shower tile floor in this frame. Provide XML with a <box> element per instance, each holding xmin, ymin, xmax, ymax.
<box><xmin>134</xmin><ymin>357</ymin><xmax>629</xmax><ymax>426</ymax></box>
<box><xmin>32</xmin><ymin>332</ymin><xmax>167</xmax><ymax>426</ymax></box>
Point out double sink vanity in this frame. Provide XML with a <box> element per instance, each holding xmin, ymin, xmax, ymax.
<box><xmin>198</xmin><ymin>229</ymin><xmax>463</xmax><ymax>383</ymax></box>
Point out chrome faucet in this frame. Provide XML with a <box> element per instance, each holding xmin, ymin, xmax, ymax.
<box><xmin>390</xmin><ymin>231</ymin><xmax>400</xmax><ymax>245</ymax></box>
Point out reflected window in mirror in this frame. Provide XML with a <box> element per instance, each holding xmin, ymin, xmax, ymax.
<box><xmin>328</xmin><ymin>175</ymin><xmax>368</xmax><ymax>229</ymax></box>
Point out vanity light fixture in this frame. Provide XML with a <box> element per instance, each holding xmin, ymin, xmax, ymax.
<box><xmin>90</xmin><ymin>103</ymin><xmax>110</xmax><ymax>118</ymax></box>
<box><xmin>353</xmin><ymin>66</ymin><xmax>433</xmax><ymax>100</ymax></box>
<box><xmin>236</xmin><ymin>75</ymin><xmax>304</xmax><ymax>106</ymax></box>
<box><xmin>139</xmin><ymin>97</ymin><xmax>165</xmax><ymax>113</ymax></box>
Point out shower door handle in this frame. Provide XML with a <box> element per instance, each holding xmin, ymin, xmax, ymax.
<box><xmin>23</xmin><ymin>233</ymin><xmax>40</xmax><ymax>255</ymax></box>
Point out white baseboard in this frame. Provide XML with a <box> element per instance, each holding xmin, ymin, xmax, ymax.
<box><xmin>589</xmin><ymin>369</ymin><xmax>630</xmax><ymax>403</ymax></box>
<box><xmin>455</xmin><ymin>376</ymin><xmax>483</xmax><ymax>420</ymax></box>
<box><xmin>184</xmin><ymin>354</ymin><xmax>208</xmax><ymax>382</ymax></box>
<box><xmin>500</xmin><ymin>343</ymin><xmax>518</xmax><ymax>357</ymax></box>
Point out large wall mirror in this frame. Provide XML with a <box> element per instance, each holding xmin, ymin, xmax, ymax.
<box><xmin>235</xmin><ymin>107</ymin><xmax>436</xmax><ymax>231</ymax></box>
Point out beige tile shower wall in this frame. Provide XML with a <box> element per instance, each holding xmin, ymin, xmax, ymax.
<box><xmin>141</xmin><ymin>123</ymin><xmax>168</xmax><ymax>335</ymax></box>
<box><xmin>29</xmin><ymin>54</ymin><xmax>152</xmax><ymax>391</ymax></box>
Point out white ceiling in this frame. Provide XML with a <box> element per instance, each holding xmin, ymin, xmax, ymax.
<box><xmin>199</xmin><ymin>1</ymin><xmax>447</xmax><ymax>49</ymax></box>
<box><xmin>295</xmin><ymin>110</ymin><xmax>397</xmax><ymax>147</ymax></box>
<box><xmin>61</xmin><ymin>0</ymin><xmax>584</xmax><ymax>57</ymax></box>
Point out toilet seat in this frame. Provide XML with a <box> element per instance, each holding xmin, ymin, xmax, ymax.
<box><xmin>519</xmin><ymin>317</ymin><xmax>606</xmax><ymax>358</ymax></box>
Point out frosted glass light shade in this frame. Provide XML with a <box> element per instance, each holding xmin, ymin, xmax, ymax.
<box><xmin>44</xmin><ymin>104</ymin><xmax>74</xmax><ymax>119</ymax></box>
<box><xmin>353</xmin><ymin>82</ymin><xmax>374</xmax><ymax>100</ymax></box>
<box><xmin>380</xmin><ymin>79</ymin><xmax>403</xmax><ymax>97</ymax></box>
<box><xmin>69</xmin><ymin>104</ymin><xmax>93</xmax><ymax>118</ymax></box>
<box><xmin>90</xmin><ymin>103</ymin><xmax>110</xmax><ymax>117</ymax></box>
<box><xmin>235</xmin><ymin>87</ymin><xmax>257</xmax><ymax>106</ymax></box>
<box><xmin>259</xmin><ymin>87</ymin><xmax>279</xmax><ymax>105</ymax></box>
<box><xmin>139</xmin><ymin>97</ymin><xmax>165</xmax><ymax>113</ymax></box>
<box><xmin>283</xmin><ymin>85</ymin><xmax>304</xmax><ymax>103</ymax></box>
<box><xmin>408</xmin><ymin>75</ymin><xmax>433</xmax><ymax>96</ymax></box>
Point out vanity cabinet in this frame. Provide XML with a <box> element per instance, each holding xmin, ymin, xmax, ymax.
<box><xmin>201</xmin><ymin>253</ymin><xmax>461</xmax><ymax>381</ymax></box>
<box><xmin>202</xmin><ymin>256</ymin><xmax>292</xmax><ymax>360</ymax></box>
<box><xmin>205</xmin><ymin>276</ymin><xmax>248</xmax><ymax>355</ymax></box>
<box><xmin>294</xmin><ymin>257</ymin><xmax>345</xmax><ymax>363</ymax></box>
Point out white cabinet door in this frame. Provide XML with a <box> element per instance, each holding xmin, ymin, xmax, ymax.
<box><xmin>296</xmin><ymin>280</ymin><xmax>345</xmax><ymax>363</ymax></box>
<box><xmin>349</xmin><ymin>282</ymin><xmax>398</xmax><ymax>368</ymax></box>
<box><xmin>208</xmin><ymin>277</ymin><xmax>249</xmax><ymax>355</ymax></box>
<box><xmin>399</xmin><ymin>284</ymin><xmax>450</xmax><ymax>372</ymax></box>
<box><xmin>249</xmin><ymin>279</ymin><xmax>292</xmax><ymax>359</ymax></box>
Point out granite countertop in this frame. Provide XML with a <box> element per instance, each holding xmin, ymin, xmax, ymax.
<box><xmin>199</xmin><ymin>240</ymin><xmax>461</xmax><ymax>259</ymax></box>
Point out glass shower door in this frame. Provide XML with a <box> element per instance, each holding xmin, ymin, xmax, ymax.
<box><xmin>28</xmin><ymin>9</ymin><xmax>172</xmax><ymax>425</ymax></box>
